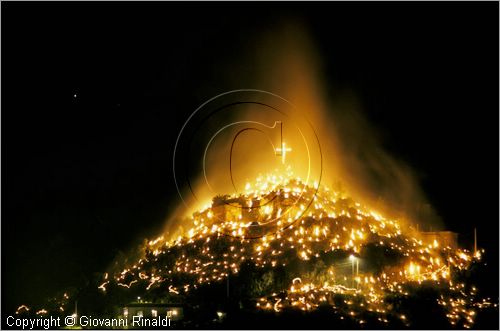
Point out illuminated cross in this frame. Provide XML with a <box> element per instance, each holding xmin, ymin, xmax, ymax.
<box><xmin>275</xmin><ymin>142</ymin><xmax>292</xmax><ymax>164</ymax></box>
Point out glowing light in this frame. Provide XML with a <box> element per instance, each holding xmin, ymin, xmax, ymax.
<box><xmin>275</xmin><ymin>142</ymin><xmax>292</xmax><ymax>164</ymax></box>
<box><xmin>16</xmin><ymin>305</ymin><xmax>30</xmax><ymax>314</ymax></box>
<box><xmin>92</xmin><ymin>169</ymin><xmax>491</xmax><ymax>329</ymax></box>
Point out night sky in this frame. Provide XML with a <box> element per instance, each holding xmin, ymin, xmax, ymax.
<box><xmin>2</xmin><ymin>2</ymin><xmax>498</xmax><ymax>313</ymax></box>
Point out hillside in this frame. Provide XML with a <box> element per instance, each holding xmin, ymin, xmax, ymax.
<box><xmin>94</xmin><ymin>172</ymin><xmax>495</xmax><ymax>328</ymax></box>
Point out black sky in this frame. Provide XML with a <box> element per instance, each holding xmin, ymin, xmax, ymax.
<box><xmin>2</xmin><ymin>2</ymin><xmax>498</xmax><ymax>312</ymax></box>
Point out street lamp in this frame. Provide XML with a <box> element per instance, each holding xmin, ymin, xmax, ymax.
<box><xmin>349</xmin><ymin>255</ymin><xmax>359</xmax><ymax>288</ymax></box>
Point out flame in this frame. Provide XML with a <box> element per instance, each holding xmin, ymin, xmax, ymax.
<box><xmin>97</xmin><ymin>168</ymin><xmax>494</xmax><ymax>328</ymax></box>
<box><xmin>97</xmin><ymin>22</ymin><xmax>492</xmax><ymax>328</ymax></box>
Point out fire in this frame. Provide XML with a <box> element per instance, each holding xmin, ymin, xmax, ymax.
<box><xmin>97</xmin><ymin>166</ymin><xmax>495</xmax><ymax>328</ymax></box>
